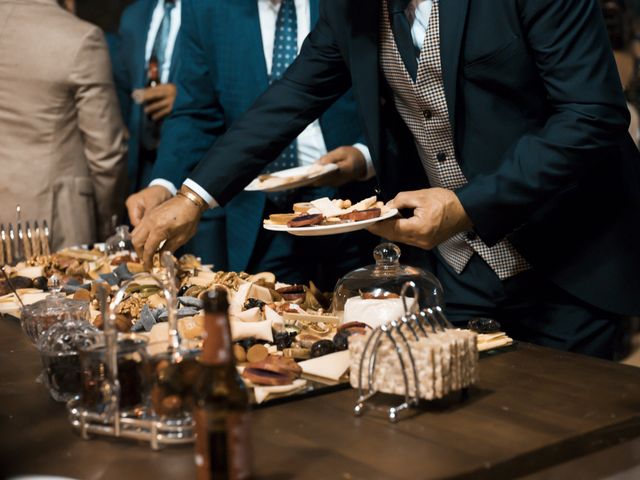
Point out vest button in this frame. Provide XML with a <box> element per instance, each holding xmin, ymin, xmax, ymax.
<box><xmin>424</xmin><ymin>110</ymin><xmax>433</xmax><ymax>120</ymax></box>
<box><xmin>436</xmin><ymin>152</ymin><xmax>447</xmax><ymax>163</ymax></box>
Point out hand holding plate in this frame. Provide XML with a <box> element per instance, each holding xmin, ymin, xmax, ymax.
<box><xmin>367</xmin><ymin>188</ymin><xmax>472</xmax><ymax>250</ymax></box>
<box><xmin>313</xmin><ymin>146</ymin><xmax>367</xmax><ymax>187</ymax></box>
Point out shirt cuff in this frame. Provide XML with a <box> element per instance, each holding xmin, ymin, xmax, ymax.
<box><xmin>183</xmin><ymin>178</ymin><xmax>219</xmax><ymax>208</ymax></box>
<box><xmin>149</xmin><ymin>179</ymin><xmax>178</xmax><ymax>196</ymax></box>
<box><xmin>353</xmin><ymin>143</ymin><xmax>376</xmax><ymax>180</ymax></box>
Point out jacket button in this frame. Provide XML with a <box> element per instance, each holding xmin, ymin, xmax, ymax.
<box><xmin>466</xmin><ymin>231</ymin><xmax>477</xmax><ymax>241</ymax></box>
<box><xmin>424</xmin><ymin>110</ymin><xmax>432</xmax><ymax>120</ymax></box>
<box><xmin>436</xmin><ymin>152</ymin><xmax>447</xmax><ymax>163</ymax></box>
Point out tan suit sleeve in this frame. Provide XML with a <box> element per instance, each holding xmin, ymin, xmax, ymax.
<box><xmin>69</xmin><ymin>26</ymin><xmax>128</xmax><ymax>240</ymax></box>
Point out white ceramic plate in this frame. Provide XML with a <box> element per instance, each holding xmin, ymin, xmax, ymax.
<box><xmin>263</xmin><ymin>208</ymin><xmax>399</xmax><ymax>237</ymax></box>
<box><xmin>244</xmin><ymin>164</ymin><xmax>339</xmax><ymax>192</ymax></box>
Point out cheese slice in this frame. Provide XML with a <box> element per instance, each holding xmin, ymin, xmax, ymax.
<box><xmin>253</xmin><ymin>379</ymin><xmax>308</xmax><ymax>404</ymax></box>
<box><xmin>298</xmin><ymin>350</ymin><xmax>351</xmax><ymax>381</ymax></box>
<box><xmin>310</xmin><ymin>197</ymin><xmax>345</xmax><ymax>218</ymax></box>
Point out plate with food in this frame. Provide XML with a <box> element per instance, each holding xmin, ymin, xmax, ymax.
<box><xmin>244</xmin><ymin>163</ymin><xmax>339</xmax><ymax>192</ymax></box>
<box><xmin>263</xmin><ymin>195</ymin><xmax>398</xmax><ymax>236</ymax></box>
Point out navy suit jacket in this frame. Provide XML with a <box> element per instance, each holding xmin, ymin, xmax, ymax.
<box><xmin>153</xmin><ymin>0</ymin><xmax>368</xmax><ymax>271</ymax></box>
<box><xmin>187</xmin><ymin>0</ymin><xmax>640</xmax><ymax>315</ymax></box>
<box><xmin>112</xmin><ymin>0</ymin><xmax>179</xmax><ymax>192</ymax></box>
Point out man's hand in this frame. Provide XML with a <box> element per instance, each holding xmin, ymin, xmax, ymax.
<box><xmin>313</xmin><ymin>146</ymin><xmax>367</xmax><ymax>187</ymax></box>
<box><xmin>139</xmin><ymin>83</ymin><xmax>177</xmax><ymax>121</ymax></box>
<box><xmin>126</xmin><ymin>185</ymin><xmax>173</xmax><ymax>227</ymax></box>
<box><xmin>368</xmin><ymin>188</ymin><xmax>473</xmax><ymax>250</ymax></box>
<box><xmin>131</xmin><ymin>195</ymin><xmax>202</xmax><ymax>270</ymax></box>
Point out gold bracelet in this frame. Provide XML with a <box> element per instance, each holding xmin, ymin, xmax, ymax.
<box><xmin>177</xmin><ymin>187</ymin><xmax>208</xmax><ymax>212</ymax></box>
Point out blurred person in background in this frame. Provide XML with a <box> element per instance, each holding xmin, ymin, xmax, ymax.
<box><xmin>0</xmin><ymin>0</ymin><xmax>127</xmax><ymax>250</ymax></box>
<box><xmin>111</xmin><ymin>0</ymin><xmax>180</xmax><ymax>195</ymax></box>
<box><xmin>602</xmin><ymin>0</ymin><xmax>640</xmax><ymax>146</ymax></box>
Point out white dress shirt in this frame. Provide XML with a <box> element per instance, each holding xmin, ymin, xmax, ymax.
<box><xmin>410</xmin><ymin>0</ymin><xmax>435</xmax><ymax>51</ymax></box>
<box><xmin>172</xmin><ymin>0</ymin><xmax>372</xmax><ymax>207</ymax></box>
<box><xmin>145</xmin><ymin>0</ymin><xmax>181</xmax><ymax>84</ymax></box>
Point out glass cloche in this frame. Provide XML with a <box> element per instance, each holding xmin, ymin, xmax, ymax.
<box><xmin>333</xmin><ymin>243</ymin><xmax>444</xmax><ymax>328</ymax></box>
<box><xmin>21</xmin><ymin>279</ymin><xmax>91</xmax><ymax>344</ymax></box>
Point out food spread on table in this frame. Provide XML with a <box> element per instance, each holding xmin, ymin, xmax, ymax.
<box><xmin>0</xmin><ymin>241</ymin><xmax>515</xmax><ymax>415</ymax></box>
<box><xmin>264</xmin><ymin>195</ymin><xmax>393</xmax><ymax>228</ymax></box>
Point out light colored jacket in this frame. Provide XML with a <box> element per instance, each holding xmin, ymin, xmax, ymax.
<box><xmin>0</xmin><ymin>0</ymin><xmax>127</xmax><ymax>250</ymax></box>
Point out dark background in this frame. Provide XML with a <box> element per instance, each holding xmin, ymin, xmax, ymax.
<box><xmin>76</xmin><ymin>0</ymin><xmax>135</xmax><ymax>33</ymax></box>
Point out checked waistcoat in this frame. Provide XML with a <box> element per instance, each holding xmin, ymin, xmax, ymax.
<box><xmin>380</xmin><ymin>0</ymin><xmax>530</xmax><ymax>279</ymax></box>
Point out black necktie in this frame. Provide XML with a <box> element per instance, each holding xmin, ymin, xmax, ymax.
<box><xmin>388</xmin><ymin>0</ymin><xmax>418</xmax><ymax>81</ymax></box>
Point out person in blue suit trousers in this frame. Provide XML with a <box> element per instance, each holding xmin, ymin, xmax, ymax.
<box><xmin>112</xmin><ymin>0</ymin><xmax>181</xmax><ymax>194</ymax></box>
<box><xmin>126</xmin><ymin>0</ymin><xmax>378</xmax><ymax>290</ymax></box>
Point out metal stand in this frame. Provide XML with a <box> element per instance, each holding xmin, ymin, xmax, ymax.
<box><xmin>353</xmin><ymin>282</ymin><xmax>478</xmax><ymax>423</ymax></box>
<box><xmin>67</xmin><ymin>397</ymin><xmax>195</xmax><ymax>450</ymax></box>
<box><xmin>66</xmin><ymin>253</ymin><xmax>196</xmax><ymax>449</ymax></box>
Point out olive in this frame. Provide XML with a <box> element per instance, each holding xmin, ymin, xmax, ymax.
<box><xmin>310</xmin><ymin>340</ymin><xmax>336</xmax><ymax>358</ymax></box>
<box><xmin>177</xmin><ymin>284</ymin><xmax>191</xmax><ymax>297</ymax></box>
<box><xmin>240</xmin><ymin>337</ymin><xmax>257</xmax><ymax>350</ymax></box>
<box><xmin>274</xmin><ymin>331</ymin><xmax>293</xmax><ymax>350</ymax></box>
<box><xmin>244</xmin><ymin>298</ymin><xmax>266</xmax><ymax>310</ymax></box>
<box><xmin>467</xmin><ymin>317</ymin><xmax>501</xmax><ymax>334</ymax></box>
<box><xmin>32</xmin><ymin>276</ymin><xmax>49</xmax><ymax>291</ymax></box>
<box><xmin>333</xmin><ymin>331</ymin><xmax>351</xmax><ymax>351</ymax></box>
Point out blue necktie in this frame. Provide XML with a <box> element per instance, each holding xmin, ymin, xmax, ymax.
<box><xmin>151</xmin><ymin>0</ymin><xmax>175</xmax><ymax>76</ymax></box>
<box><xmin>141</xmin><ymin>0</ymin><xmax>175</xmax><ymax>152</ymax></box>
<box><xmin>264</xmin><ymin>0</ymin><xmax>299</xmax><ymax>206</ymax></box>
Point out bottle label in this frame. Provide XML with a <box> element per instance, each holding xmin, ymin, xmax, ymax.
<box><xmin>194</xmin><ymin>408</ymin><xmax>251</xmax><ymax>480</ymax></box>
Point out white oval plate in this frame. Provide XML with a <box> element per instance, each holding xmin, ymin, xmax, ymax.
<box><xmin>244</xmin><ymin>164</ymin><xmax>339</xmax><ymax>192</ymax></box>
<box><xmin>263</xmin><ymin>208</ymin><xmax>398</xmax><ymax>237</ymax></box>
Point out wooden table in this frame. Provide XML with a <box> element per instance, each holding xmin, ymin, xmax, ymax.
<box><xmin>1</xmin><ymin>315</ymin><xmax>639</xmax><ymax>479</ymax></box>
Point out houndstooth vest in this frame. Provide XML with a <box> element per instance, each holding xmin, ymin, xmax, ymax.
<box><xmin>379</xmin><ymin>0</ymin><xmax>530</xmax><ymax>280</ymax></box>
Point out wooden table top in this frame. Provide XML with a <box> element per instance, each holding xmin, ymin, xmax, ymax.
<box><xmin>1</xmin><ymin>315</ymin><xmax>639</xmax><ymax>479</ymax></box>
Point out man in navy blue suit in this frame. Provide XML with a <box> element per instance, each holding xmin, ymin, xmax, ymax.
<box><xmin>132</xmin><ymin>0</ymin><xmax>640</xmax><ymax>358</ymax></box>
<box><xmin>126</xmin><ymin>0</ymin><xmax>377</xmax><ymax>288</ymax></box>
<box><xmin>112</xmin><ymin>0</ymin><xmax>181</xmax><ymax>194</ymax></box>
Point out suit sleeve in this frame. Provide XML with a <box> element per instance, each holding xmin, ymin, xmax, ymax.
<box><xmin>150</xmin><ymin>0</ymin><xmax>227</xmax><ymax>188</ymax></box>
<box><xmin>456</xmin><ymin>0</ymin><xmax>630</xmax><ymax>246</ymax></box>
<box><xmin>70</xmin><ymin>26</ymin><xmax>128</xmax><ymax>240</ymax></box>
<box><xmin>188</xmin><ymin>2</ymin><xmax>352</xmax><ymax>205</ymax></box>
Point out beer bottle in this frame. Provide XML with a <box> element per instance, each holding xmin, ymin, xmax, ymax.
<box><xmin>146</xmin><ymin>55</ymin><xmax>160</xmax><ymax>89</ymax></box>
<box><xmin>194</xmin><ymin>287</ymin><xmax>251</xmax><ymax>480</ymax></box>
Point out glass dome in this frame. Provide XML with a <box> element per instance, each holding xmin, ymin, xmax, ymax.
<box><xmin>332</xmin><ymin>243</ymin><xmax>444</xmax><ymax>328</ymax></box>
<box><xmin>21</xmin><ymin>292</ymin><xmax>90</xmax><ymax>344</ymax></box>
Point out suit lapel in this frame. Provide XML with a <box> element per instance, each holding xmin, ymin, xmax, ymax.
<box><xmin>244</xmin><ymin>0</ymin><xmax>270</xmax><ymax>89</ymax></box>
<box><xmin>350</xmin><ymin>0</ymin><xmax>381</xmax><ymax>167</ymax></box>
<box><xmin>438</xmin><ymin>0</ymin><xmax>469</xmax><ymax>133</ymax></box>
<box><xmin>135</xmin><ymin>0</ymin><xmax>158</xmax><ymax>88</ymax></box>
<box><xmin>309</xmin><ymin>0</ymin><xmax>319</xmax><ymax>27</ymax></box>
